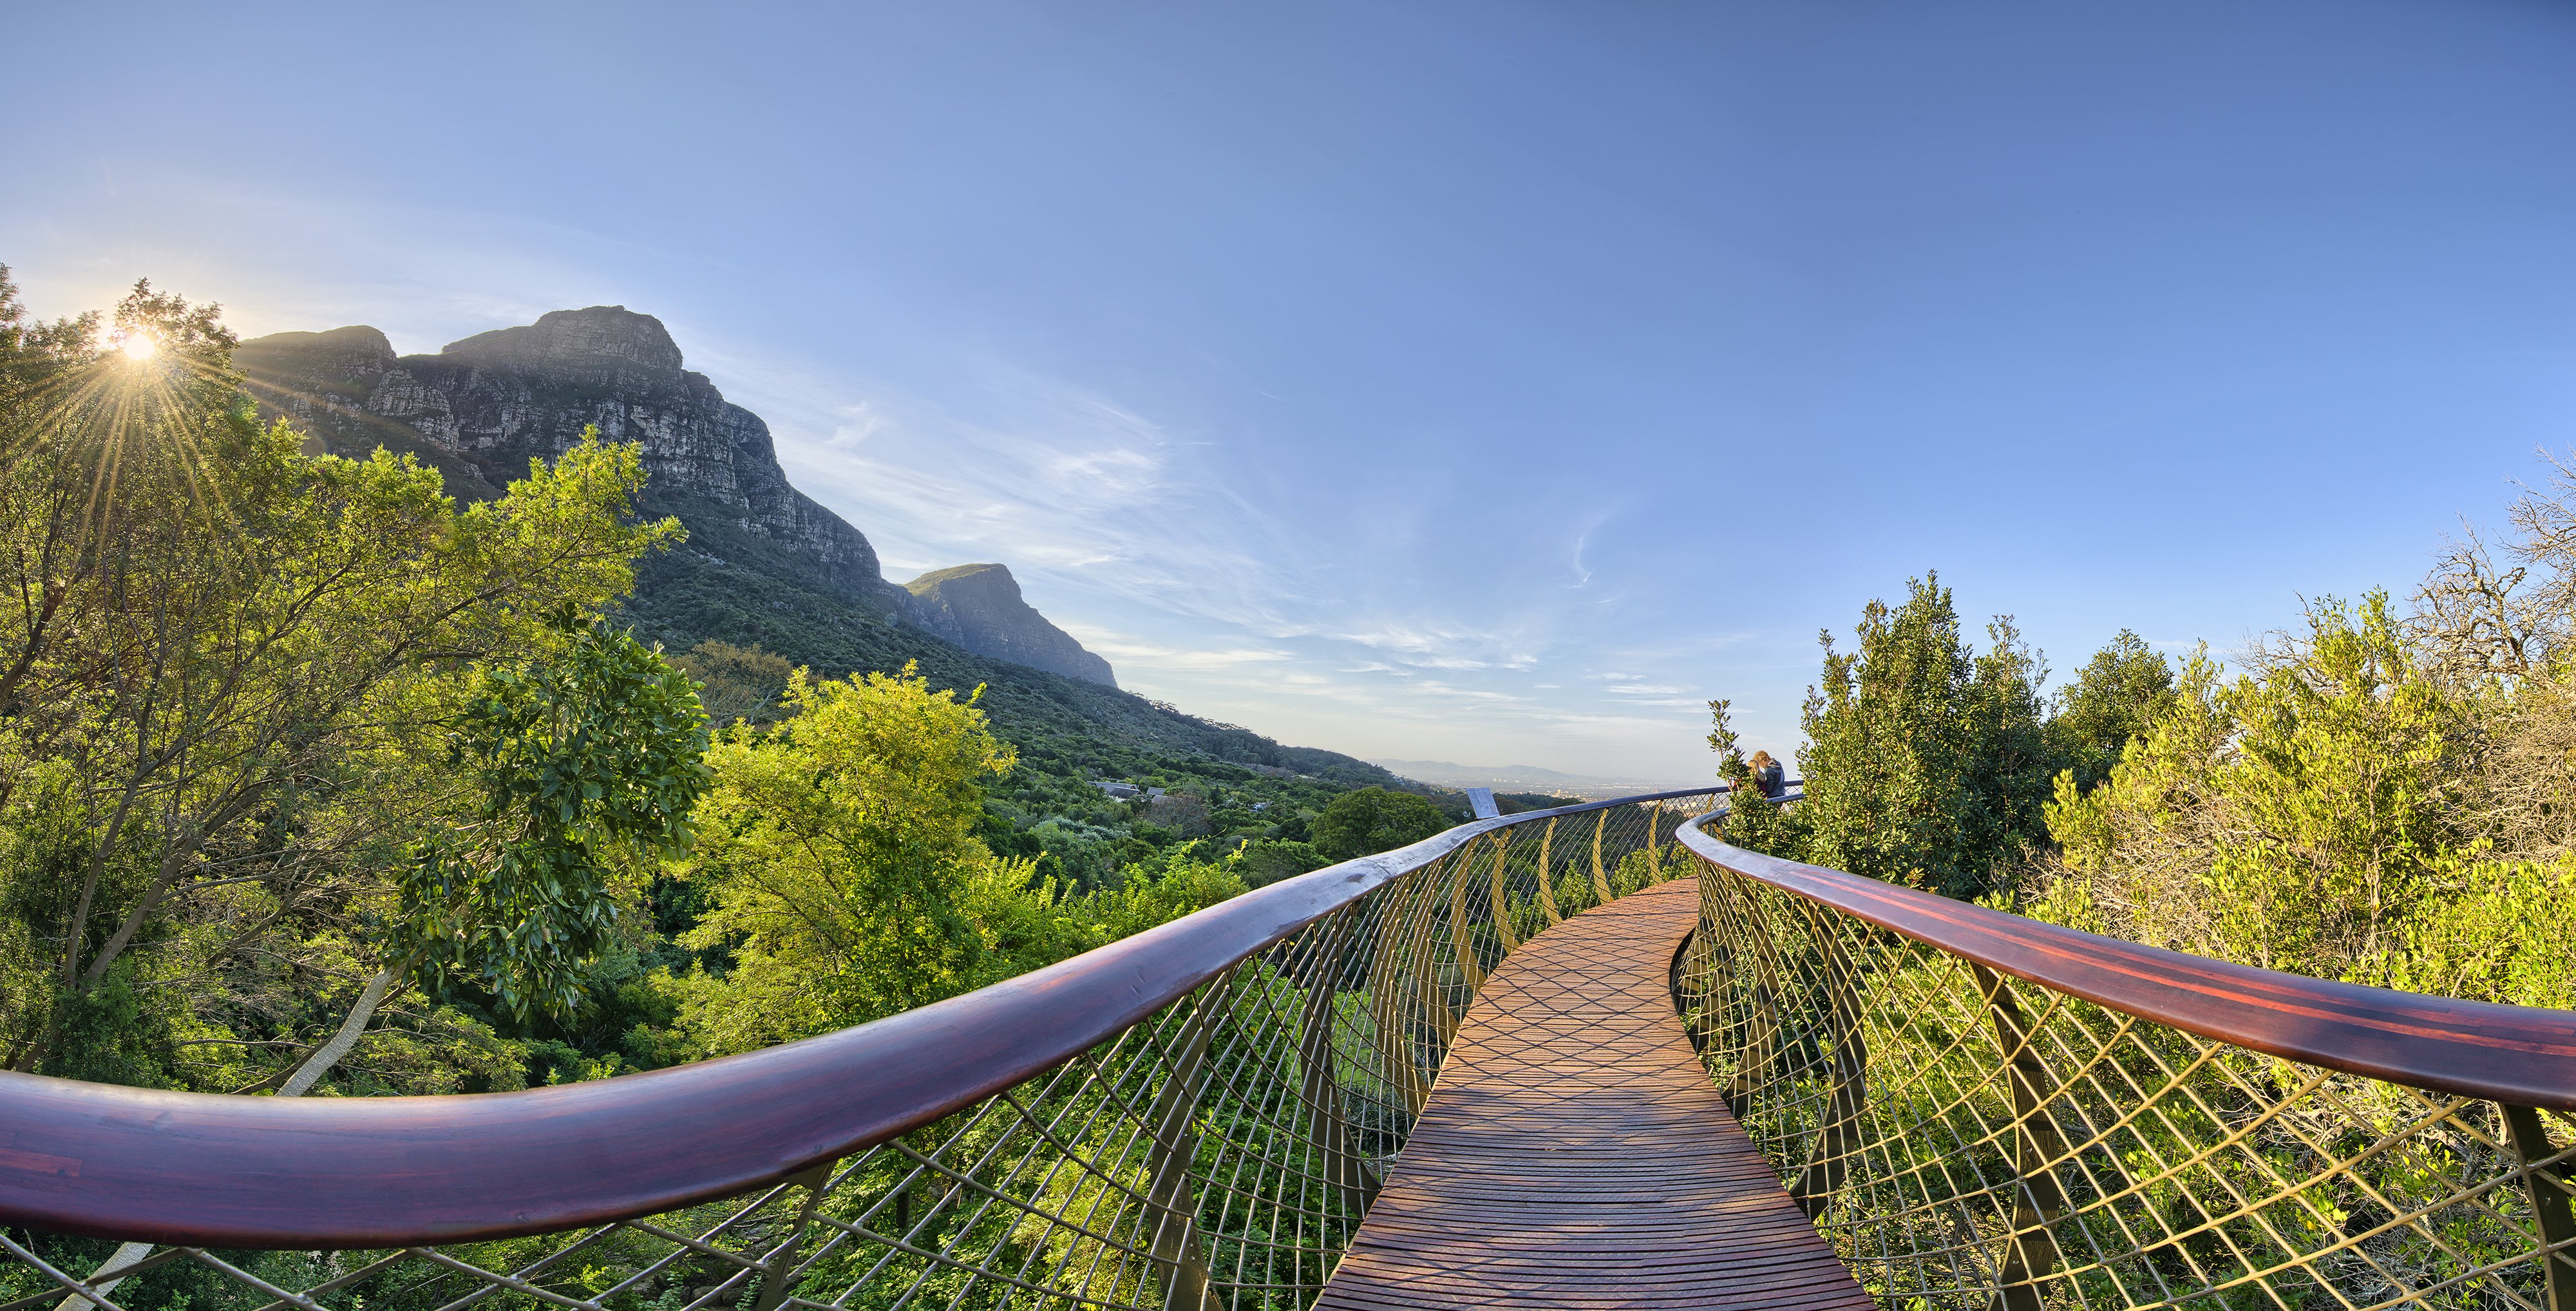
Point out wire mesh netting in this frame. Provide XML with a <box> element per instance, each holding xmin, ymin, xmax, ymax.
<box><xmin>1674</xmin><ymin>853</ymin><xmax>2576</xmax><ymax>1311</ymax></box>
<box><xmin>4</xmin><ymin>794</ymin><xmax>1716</xmax><ymax>1311</ymax></box>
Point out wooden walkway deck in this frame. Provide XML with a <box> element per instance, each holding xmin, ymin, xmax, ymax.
<box><xmin>1314</xmin><ymin>878</ymin><xmax>1873</xmax><ymax>1310</ymax></box>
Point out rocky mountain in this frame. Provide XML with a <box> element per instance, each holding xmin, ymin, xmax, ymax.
<box><xmin>236</xmin><ymin>309</ymin><xmax>898</xmax><ymax>612</ymax></box>
<box><xmin>238</xmin><ymin>307</ymin><xmax>1123</xmax><ymax>681</ymax></box>
<box><xmin>906</xmin><ymin>563</ymin><xmax>1115</xmax><ymax>687</ymax></box>
<box><xmin>230</xmin><ymin>307</ymin><xmax>1387</xmax><ymax>789</ymax></box>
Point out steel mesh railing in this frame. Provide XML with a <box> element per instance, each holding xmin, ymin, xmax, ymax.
<box><xmin>1674</xmin><ymin>815</ymin><xmax>2576</xmax><ymax>1311</ymax></box>
<box><xmin>0</xmin><ymin>790</ymin><xmax>1717</xmax><ymax>1311</ymax></box>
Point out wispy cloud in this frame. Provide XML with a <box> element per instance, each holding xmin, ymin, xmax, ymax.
<box><xmin>715</xmin><ymin>353</ymin><xmax>1606</xmax><ymax>683</ymax></box>
<box><xmin>725</xmin><ymin>357</ymin><xmax>1329</xmax><ymax>634</ymax></box>
<box><xmin>713</xmin><ymin>352</ymin><xmax>1757</xmax><ymax>775</ymax></box>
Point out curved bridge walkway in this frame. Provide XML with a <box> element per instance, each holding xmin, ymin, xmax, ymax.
<box><xmin>1315</xmin><ymin>877</ymin><xmax>1872</xmax><ymax>1310</ymax></box>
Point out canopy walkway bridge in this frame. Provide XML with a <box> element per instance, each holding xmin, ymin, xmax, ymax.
<box><xmin>8</xmin><ymin>788</ymin><xmax>2576</xmax><ymax>1311</ymax></box>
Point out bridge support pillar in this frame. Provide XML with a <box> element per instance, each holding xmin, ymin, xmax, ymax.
<box><xmin>1144</xmin><ymin>972</ymin><xmax>1229</xmax><ymax>1311</ymax></box>
<box><xmin>1974</xmin><ymin>965</ymin><xmax>2067</xmax><ymax>1311</ymax></box>
<box><xmin>1791</xmin><ymin>924</ymin><xmax>1867</xmax><ymax>1221</ymax></box>
<box><xmin>1298</xmin><ymin>907</ymin><xmax>1376</xmax><ymax>1219</ymax></box>
<box><xmin>2507</xmin><ymin>1102</ymin><xmax>2576</xmax><ymax>1311</ymax></box>
<box><xmin>750</xmin><ymin>1160</ymin><xmax>835</xmax><ymax>1311</ymax></box>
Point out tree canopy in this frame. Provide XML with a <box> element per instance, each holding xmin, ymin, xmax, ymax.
<box><xmin>1309</xmin><ymin>786</ymin><xmax>1452</xmax><ymax>862</ymax></box>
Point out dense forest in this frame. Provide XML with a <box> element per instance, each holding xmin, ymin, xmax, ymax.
<box><xmin>1710</xmin><ymin>477</ymin><xmax>2576</xmax><ymax>1012</ymax></box>
<box><xmin>0</xmin><ymin>272</ymin><xmax>1486</xmax><ymax>1099</ymax></box>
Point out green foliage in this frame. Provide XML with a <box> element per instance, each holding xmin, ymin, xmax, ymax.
<box><xmin>672</xmin><ymin>639</ymin><xmax>794</xmax><ymax>728</ymax></box>
<box><xmin>1704</xmin><ymin>698</ymin><xmax>1808</xmax><ymax>857</ymax></box>
<box><xmin>1229</xmin><ymin>838</ymin><xmax>1327</xmax><ymax>887</ymax></box>
<box><xmin>2045</xmin><ymin>593</ymin><xmax>2468</xmax><ymax>982</ymax></box>
<box><xmin>1309</xmin><ymin>786</ymin><xmax>1453</xmax><ymax>862</ymax></box>
<box><xmin>2392</xmin><ymin>850</ymin><xmax>2576</xmax><ymax>1008</ymax></box>
<box><xmin>1065</xmin><ymin>844</ymin><xmax>1251</xmax><ymax>943</ymax></box>
<box><xmin>0</xmin><ymin>270</ymin><xmax>683</xmax><ymax>1086</ymax></box>
<box><xmin>1792</xmin><ymin>572</ymin><xmax>2051</xmax><ymax>897</ymax></box>
<box><xmin>398</xmin><ymin>614</ymin><xmax>710</xmax><ymax>1022</ymax></box>
<box><xmin>2045</xmin><ymin>629</ymin><xmax>2177</xmax><ymax>795</ymax></box>
<box><xmin>665</xmin><ymin>663</ymin><xmax>1030</xmax><ymax>1054</ymax></box>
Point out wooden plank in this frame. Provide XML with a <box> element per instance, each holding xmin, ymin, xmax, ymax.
<box><xmin>1316</xmin><ymin>878</ymin><xmax>1872</xmax><ymax>1310</ymax></box>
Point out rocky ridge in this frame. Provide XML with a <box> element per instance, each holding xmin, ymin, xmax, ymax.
<box><xmin>236</xmin><ymin>309</ymin><xmax>898</xmax><ymax>612</ymax></box>
<box><xmin>236</xmin><ymin>309</ymin><xmax>1113</xmax><ymax>686</ymax></box>
<box><xmin>906</xmin><ymin>563</ymin><xmax>1116</xmax><ymax>687</ymax></box>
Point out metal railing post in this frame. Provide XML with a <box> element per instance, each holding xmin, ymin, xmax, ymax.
<box><xmin>1973</xmin><ymin>965</ymin><xmax>2067</xmax><ymax>1311</ymax></box>
<box><xmin>1144</xmin><ymin>974</ymin><xmax>1231</xmax><ymax>1311</ymax></box>
<box><xmin>1719</xmin><ymin>872</ymin><xmax>1784</xmax><ymax>1119</ymax></box>
<box><xmin>1536</xmin><ymin>822</ymin><xmax>1564</xmax><ymax>925</ymax></box>
<box><xmin>750</xmin><ymin>1160</ymin><xmax>836</xmax><ymax>1311</ymax></box>
<box><xmin>1791</xmin><ymin>920</ymin><xmax>1867</xmax><ymax>1221</ymax></box>
<box><xmin>1448</xmin><ymin>844</ymin><xmax>1488</xmax><ymax>994</ymax></box>
<box><xmin>1298</xmin><ymin>908</ymin><xmax>1376</xmax><ymax>1218</ymax></box>
<box><xmin>2506</xmin><ymin>1102</ymin><xmax>2576</xmax><ymax>1311</ymax></box>
<box><xmin>1589</xmin><ymin>808</ymin><xmax>1615</xmax><ymax>905</ymax></box>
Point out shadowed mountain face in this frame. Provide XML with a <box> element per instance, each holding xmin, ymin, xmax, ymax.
<box><xmin>906</xmin><ymin>563</ymin><xmax>1116</xmax><ymax>687</ymax></box>
<box><xmin>235</xmin><ymin>307</ymin><xmax>897</xmax><ymax>612</ymax></box>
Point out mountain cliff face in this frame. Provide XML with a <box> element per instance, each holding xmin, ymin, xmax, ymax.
<box><xmin>235</xmin><ymin>309</ymin><xmax>1410</xmax><ymax>773</ymax></box>
<box><xmin>236</xmin><ymin>308</ymin><xmax>896</xmax><ymax>612</ymax></box>
<box><xmin>906</xmin><ymin>564</ymin><xmax>1116</xmax><ymax>687</ymax></box>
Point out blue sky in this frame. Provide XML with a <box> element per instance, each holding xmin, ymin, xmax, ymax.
<box><xmin>8</xmin><ymin>2</ymin><xmax>2575</xmax><ymax>781</ymax></box>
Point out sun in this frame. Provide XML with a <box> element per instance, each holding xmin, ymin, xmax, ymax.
<box><xmin>118</xmin><ymin>333</ymin><xmax>158</xmax><ymax>361</ymax></box>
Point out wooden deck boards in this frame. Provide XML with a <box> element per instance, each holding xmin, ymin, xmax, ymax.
<box><xmin>1314</xmin><ymin>878</ymin><xmax>1872</xmax><ymax>1310</ymax></box>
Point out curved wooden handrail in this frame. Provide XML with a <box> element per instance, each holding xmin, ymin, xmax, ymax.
<box><xmin>1676</xmin><ymin>815</ymin><xmax>2576</xmax><ymax>1111</ymax></box>
<box><xmin>0</xmin><ymin>788</ymin><xmax>1715</xmax><ymax>1249</ymax></box>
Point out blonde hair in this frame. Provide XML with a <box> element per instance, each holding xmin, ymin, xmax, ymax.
<box><xmin>1747</xmin><ymin>750</ymin><xmax>1774</xmax><ymax>769</ymax></box>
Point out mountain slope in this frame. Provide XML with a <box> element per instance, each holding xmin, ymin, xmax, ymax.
<box><xmin>905</xmin><ymin>563</ymin><xmax>1116</xmax><ymax>687</ymax></box>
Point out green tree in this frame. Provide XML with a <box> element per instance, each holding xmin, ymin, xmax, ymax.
<box><xmin>1794</xmin><ymin>572</ymin><xmax>2052</xmax><ymax>897</ymax></box>
<box><xmin>273</xmin><ymin>613</ymin><xmax>708</xmax><ymax>1095</ymax></box>
<box><xmin>665</xmin><ymin>663</ymin><xmax>1039</xmax><ymax>1055</ymax></box>
<box><xmin>0</xmin><ymin>274</ymin><xmax>682</xmax><ymax>1082</ymax></box>
<box><xmin>1065</xmin><ymin>842</ymin><xmax>1251</xmax><ymax>943</ymax></box>
<box><xmin>1309</xmin><ymin>786</ymin><xmax>1452</xmax><ymax>862</ymax></box>
<box><xmin>392</xmin><ymin>616</ymin><xmax>710</xmax><ymax>1019</ymax></box>
<box><xmin>0</xmin><ymin>276</ymin><xmax>702</xmax><ymax>1299</ymax></box>
<box><xmin>672</xmin><ymin>639</ymin><xmax>795</xmax><ymax>728</ymax></box>
<box><xmin>2045</xmin><ymin>629</ymin><xmax>2177</xmax><ymax>795</ymax></box>
<box><xmin>1229</xmin><ymin>838</ymin><xmax>1327</xmax><ymax>887</ymax></box>
<box><xmin>2045</xmin><ymin>593</ymin><xmax>2463</xmax><ymax>981</ymax></box>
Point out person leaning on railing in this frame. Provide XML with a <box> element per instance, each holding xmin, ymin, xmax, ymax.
<box><xmin>1747</xmin><ymin>750</ymin><xmax>1786</xmax><ymax>799</ymax></box>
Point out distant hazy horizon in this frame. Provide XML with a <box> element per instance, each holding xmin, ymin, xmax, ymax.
<box><xmin>1372</xmin><ymin>759</ymin><xmax>1707</xmax><ymax>798</ymax></box>
<box><xmin>10</xmin><ymin>1</ymin><xmax>2573</xmax><ymax>778</ymax></box>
